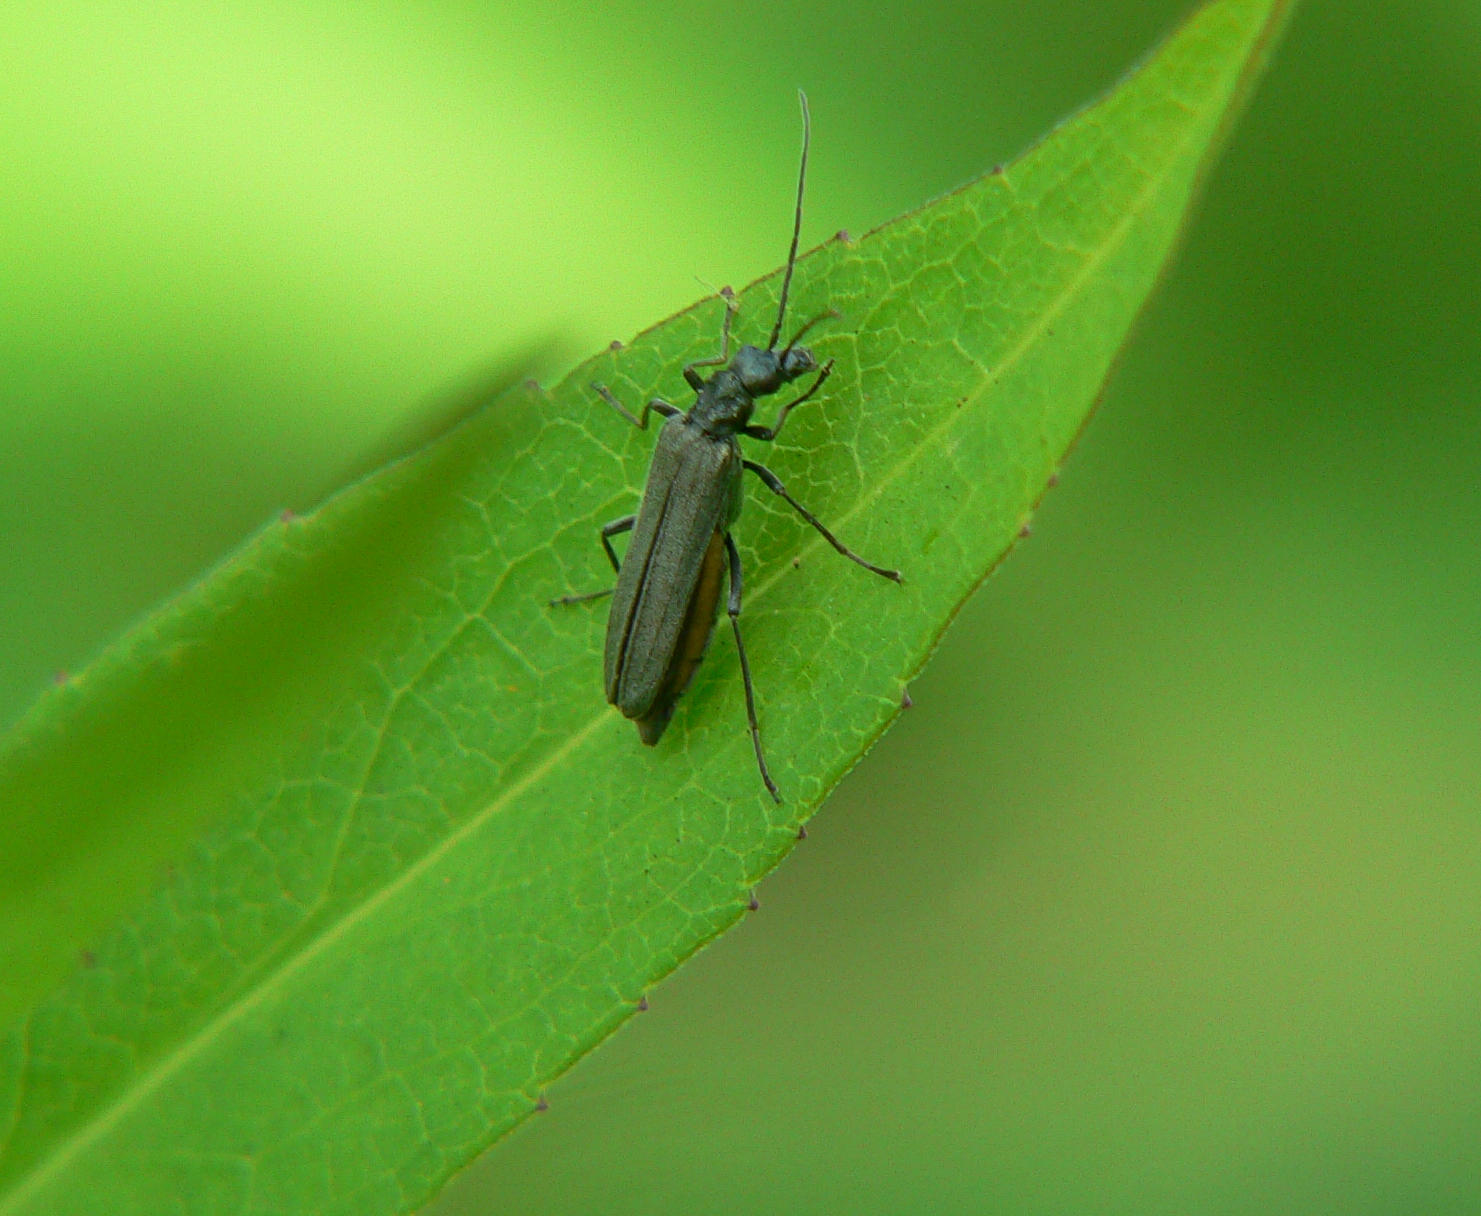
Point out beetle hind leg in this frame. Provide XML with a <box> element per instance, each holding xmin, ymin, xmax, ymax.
<box><xmin>724</xmin><ymin>532</ymin><xmax>781</xmax><ymax>803</ymax></box>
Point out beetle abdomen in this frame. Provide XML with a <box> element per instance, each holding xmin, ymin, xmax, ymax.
<box><xmin>634</xmin><ymin>530</ymin><xmax>726</xmax><ymax>745</ymax></box>
<box><xmin>604</xmin><ymin>418</ymin><xmax>740</xmax><ymax>723</ymax></box>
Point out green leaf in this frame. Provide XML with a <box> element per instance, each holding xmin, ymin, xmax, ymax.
<box><xmin>0</xmin><ymin>1</ymin><xmax>1292</xmax><ymax>1212</ymax></box>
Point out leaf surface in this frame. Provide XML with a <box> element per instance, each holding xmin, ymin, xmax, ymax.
<box><xmin>0</xmin><ymin>1</ymin><xmax>1292</xmax><ymax>1211</ymax></box>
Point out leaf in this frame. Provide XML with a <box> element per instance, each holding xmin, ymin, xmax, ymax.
<box><xmin>0</xmin><ymin>1</ymin><xmax>1292</xmax><ymax>1212</ymax></box>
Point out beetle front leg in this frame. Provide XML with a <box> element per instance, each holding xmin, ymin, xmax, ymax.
<box><xmin>549</xmin><ymin>514</ymin><xmax>636</xmax><ymax>606</ymax></box>
<box><xmin>742</xmin><ymin>460</ymin><xmax>902</xmax><ymax>582</ymax></box>
<box><xmin>743</xmin><ymin>359</ymin><xmax>835</xmax><ymax>441</ymax></box>
<box><xmin>593</xmin><ymin>384</ymin><xmax>681</xmax><ymax>430</ymax></box>
<box><xmin>683</xmin><ymin>287</ymin><xmax>738</xmax><ymax>391</ymax></box>
<box><xmin>724</xmin><ymin>531</ymin><xmax>781</xmax><ymax>803</ymax></box>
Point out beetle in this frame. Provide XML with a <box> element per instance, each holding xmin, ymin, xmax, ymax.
<box><xmin>555</xmin><ymin>93</ymin><xmax>900</xmax><ymax>800</ymax></box>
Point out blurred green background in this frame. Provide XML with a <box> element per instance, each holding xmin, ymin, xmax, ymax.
<box><xmin>3</xmin><ymin>0</ymin><xmax>1479</xmax><ymax>1212</ymax></box>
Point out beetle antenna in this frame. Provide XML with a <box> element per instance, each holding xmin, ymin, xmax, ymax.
<box><xmin>780</xmin><ymin>307</ymin><xmax>840</xmax><ymax>356</ymax></box>
<box><xmin>768</xmin><ymin>90</ymin><xmax>810</xmax><ymax>351</ymax></box>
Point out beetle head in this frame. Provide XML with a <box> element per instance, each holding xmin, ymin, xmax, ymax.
<box><xmin>731</xmin><ymin>342</ymin><xmax>816</xmax><ymax>398</ymax></box>
<box><xmin>780</xmin><ymin>344</ymin><xmax>818</xmax><ymax>381</ymax></box>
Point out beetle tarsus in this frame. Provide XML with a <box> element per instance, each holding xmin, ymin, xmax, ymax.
<box><xmin>549</xmin><ymin>588</ymin><xmax>613</xmax><ymax>607</ymax></box>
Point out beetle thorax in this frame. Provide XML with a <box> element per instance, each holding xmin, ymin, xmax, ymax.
<box><xmin>689</xmin><ymin>340</ymin><xmax>822</xmax><ymax>434</ymax></box>
<box><xmin>690</xmin><ymin>369</ymin><xmax>755</xmax><ymax>434</ymax></box>
<box><xmin>729</xmin><ymin>345</ymin><xmax>783</xmax><ymax>396</ymax></box>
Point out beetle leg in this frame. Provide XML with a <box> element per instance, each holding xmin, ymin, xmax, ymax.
<box><xmin>683</xmin><ymin>288</ymin><xmax>739</xmax><ymax>390</ymax></box>
<box><xmin>724</xmin><ymin>532</ymin><xmax>781</xmax><ymax>803</ymax></box>
<box><xmin>549</xmin><ymin>587</ymin><xmax>613</xmax><ymax>607</ymax></box>
<box><xmin>549</xmin><ymin>515</ymin><xmax>635</xmax><ymax>606</ymax></box>
<box><xmin>742</xmin><ymin>460</ymin><xmax>902</xmax><ymax>582</ymax></box>
<box><xmin>599</xmin><ymin>514</ymin><xmax>636</xmax><ymax>572</ymax></box>
<box><xmin>593</xmin><ymin>384</ymin><xmax>681</xmax><ymax>430</ymax></box>
<box><xmin>743</xmin><ymin>359</ymin><xmax>835</xmax><ymax>441</ymax></box>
